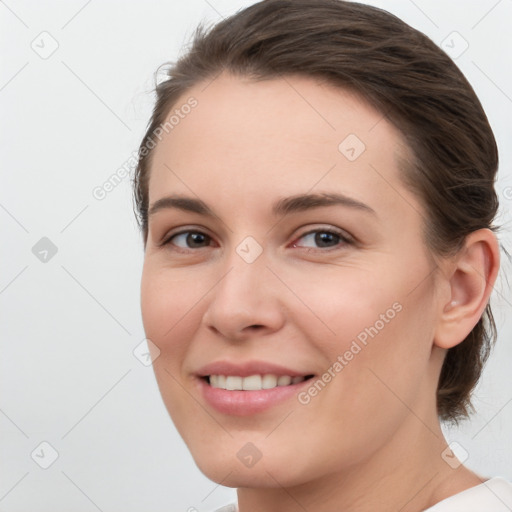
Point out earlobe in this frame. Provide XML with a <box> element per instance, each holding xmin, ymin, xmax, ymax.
<box><xmin>434</xmin><ymin>229</ymin><xmax>500</xmax><ymax>350</ymax></box>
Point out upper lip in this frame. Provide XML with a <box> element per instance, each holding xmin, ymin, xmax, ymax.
<box><xmin>195</xmin><ymin>360</ymin><xmax>315</xmax><ymax>378</ymax></box>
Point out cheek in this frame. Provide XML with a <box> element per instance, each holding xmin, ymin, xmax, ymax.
<box><xmin>140</xmin><ymin>264</ymin><xmax>207</xmax><ymax>387</ymax></box>
<box><xmin>141</xmin><ymin>264</ymin><xmax>204</xmax><ymax>340</ymax></box>
<box><xmin>287</xmin><ymin>253</ymin><xmax>436</xmax><ymax>349</ymax></box>
<box><xmin>287</xmin><ymin>261</ymin><xmax>436</xmax><ymax>407</ymax></box>
<box><xmin>140</xmin><ymin>264</ymin><xmax>205</xmax><ymax>425</ymax></box>
<box><xmin>283</xmin><ymin>263</ymin><xmax>400</xmax><ymax>350</ymax></box>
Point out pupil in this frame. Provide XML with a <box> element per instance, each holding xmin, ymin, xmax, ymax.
<box><xmin>187</xmin><ymin>232</ymin><xmax>207</xmax><ymax>247</ymax></box>
<box><xmin>315</xmin><ymin>232</ymin><xmax>338</xmax><ymax>247</ymax></box>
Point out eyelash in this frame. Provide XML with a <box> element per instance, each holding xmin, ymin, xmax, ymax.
<box><xmin>159</xmin><ymin>227</ymin><xmax>353</xmax><ymax>253</ymax></box>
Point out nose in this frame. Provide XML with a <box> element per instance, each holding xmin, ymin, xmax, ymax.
<box><xmin>202</xmin><ymin>255</ymin><xmax>285</xmax><ymax>341</ymax></box>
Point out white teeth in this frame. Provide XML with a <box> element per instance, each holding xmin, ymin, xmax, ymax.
<box><xmin>262</xmin><ymin>374</ymin><xmax>277</xmax><ymax>389</ymax></box>
<box><xmin>226</xmin><ymin>376</ymin><xmax>242</xmax><ymax>390</ymax></box>
<box><xmin>208</xmin><ymin>374</ymin><xmax>307</xmax><ymax>391</ymax></box>
<box><xmin>277</xmin><ymin>375</ymin><xmax>292</xmax><ymax>386</ymax></box>
<box><xmin>242</xmin><ymin>375</ymin><xmax>262</xmax><ymax>390</ymax></box>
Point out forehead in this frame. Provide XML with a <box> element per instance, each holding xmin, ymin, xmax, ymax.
<box><xmin>148</xmin><ymin>72</ymin><xmax>418</xmax><ymax>221</ymax></box>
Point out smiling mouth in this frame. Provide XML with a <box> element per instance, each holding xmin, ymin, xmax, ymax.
<box><xmin>201</xmin><ymin>374</ymin><xmax>316</xmax><ymax>391</ymax></box>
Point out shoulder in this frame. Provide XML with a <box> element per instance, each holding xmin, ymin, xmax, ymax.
<box><xmin>424</xmin><ymin>477</ymin><xmax>512</xmax><ymax>511</ymax></box>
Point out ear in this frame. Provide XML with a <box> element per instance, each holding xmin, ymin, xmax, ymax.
<box><xmin>434</xmin><ymin>228</ymin><xmax>500</xmax><ymax>349</ymax></box>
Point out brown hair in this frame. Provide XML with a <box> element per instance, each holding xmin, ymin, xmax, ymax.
<box><xmin>133</xmin><ymin>0</ymin><xmax>501</xmax><ymax>423</ymax></box>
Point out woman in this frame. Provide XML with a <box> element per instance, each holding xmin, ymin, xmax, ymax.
<box><xmin>133</xmin><ymin>1</ymin><xmax>512</xmax><ymax>510</ymax></box>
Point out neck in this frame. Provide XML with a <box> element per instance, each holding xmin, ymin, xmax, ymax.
<box><xmin>236</xmin><ymin>412</ymin><xmax>481</xmax><ymax>512</ymax></box>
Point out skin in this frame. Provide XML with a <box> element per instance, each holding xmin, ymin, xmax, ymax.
<box><xmin>140</xmin><ymin>72</ymin><xmax>500</xmax><ymax>512</ymax></box>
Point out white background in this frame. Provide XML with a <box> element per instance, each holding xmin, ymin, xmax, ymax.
<box><xmin>1</xmin><ymin>1</ymin><xmax>511</xmax><ymax>511</ymax></box>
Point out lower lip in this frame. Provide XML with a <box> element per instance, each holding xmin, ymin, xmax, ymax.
<box><xmin>197</xmin><ymin>377</ymin><xmax>314</xmax><ymax>416</ymax></box>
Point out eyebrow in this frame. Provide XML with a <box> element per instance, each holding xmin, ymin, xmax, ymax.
<box><xmin>147</xmin><ymin>192</ymin><xmax>376</xmax><ymax>219</ymax></box>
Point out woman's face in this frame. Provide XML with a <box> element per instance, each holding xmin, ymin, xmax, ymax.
<box><xmin>141</xmin><ymin>72</ymin><xmax>447</xmax><ymax>487</ymax></box>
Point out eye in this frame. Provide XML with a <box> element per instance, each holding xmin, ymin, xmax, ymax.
<box><xmin>291</xmin><ymin>228</ymin><xmax>352</xmax><ymax>250</ymax></box>
<box><xmin>159</xmin><ymin>227</ymin><xmax>352</xmax><ymax>252</ymax></box>
<box><xmin>162</xmin><ymin>230</ymin><xmax>214</xmax><ymax>250</ymax></box>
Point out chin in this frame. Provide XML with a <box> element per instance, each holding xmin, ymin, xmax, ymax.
<box><xmin>189</xmin><ymin>444</ymin><xmax>318</xmax><ymax>489</ymax></box>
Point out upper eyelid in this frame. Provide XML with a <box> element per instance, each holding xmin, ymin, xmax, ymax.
<box><xmin>294</xmin><ymin>226</ymin><xmax>351</xmax><ymax>239</ymax></box>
